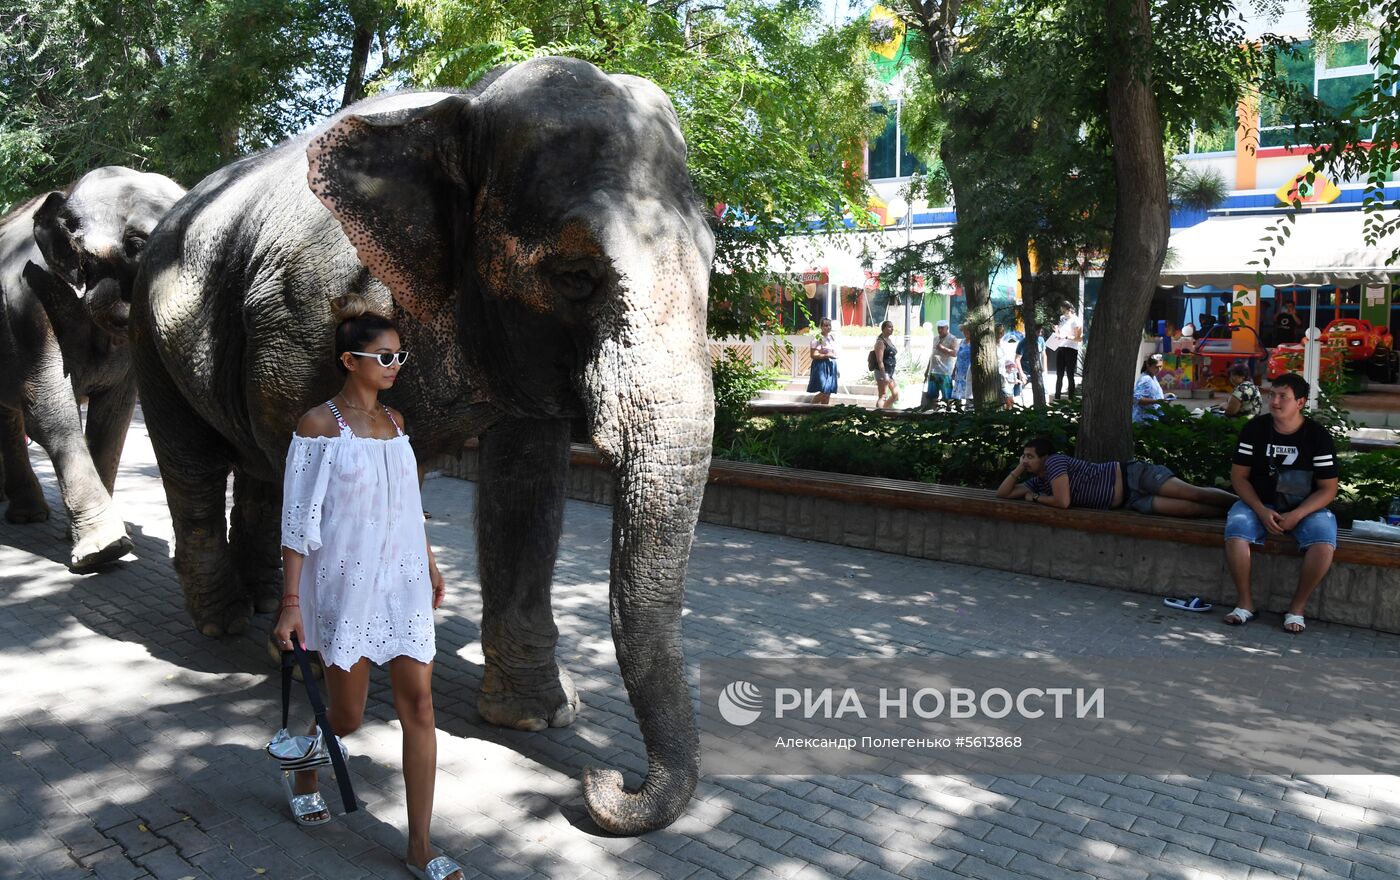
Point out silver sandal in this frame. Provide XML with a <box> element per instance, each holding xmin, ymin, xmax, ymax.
<box><xmin>405</xmin><ymin>855</ymin><xmax>465</xmax><ymax>880</ymax></box>
<box><xmin>280</xmin><ymin>770</ymin><xmax>331</xmax><ymax>826</ymax></box>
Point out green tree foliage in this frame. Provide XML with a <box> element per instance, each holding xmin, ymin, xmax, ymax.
<box><xmin>1262</xmin><ymin>1</ymin><xmax>1398</xmax><ymax>262</ymax></box>
<box><xmin>888</xmin><ymin>0</ymin><xmax>1260</xmax><ymax>453</ymax></box>
<box><xmin>0</xmin><ymin>0</ymin><xmax>400</xmax><ymax>208</ymax></box>
<box><xmin>395</xmin><ymin>0</ymin><xmax>883</xmax><ymax>339</ymax></box>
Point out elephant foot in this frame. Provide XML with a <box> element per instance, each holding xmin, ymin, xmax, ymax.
<box><xmin>192</xmin><ymin>599</ymin><xmax>253</xmax><ymax>639</ymax></box>
<box><xmin>5</xmin><ymin>498</ymin><xmax>50</xmax><ymax>524</ymax></box>
<box><xmin>69</xmin><ymin>519</ymin><xmax>133</xmax><ymax>572</ymax></box>
<box><xmin>478</xmin><ymin>663</ymin><xmax>580</xmax><ymax>731</ymax></box>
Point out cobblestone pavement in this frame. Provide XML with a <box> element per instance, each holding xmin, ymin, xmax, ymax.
<box><xmin>4</xmin><ymin>410</ymin><xmax>1400</xmax><ymax>880</ymax></box>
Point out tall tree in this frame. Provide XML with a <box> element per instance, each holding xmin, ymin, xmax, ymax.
<box><xmin>1074</xmin><ymin>0</ymin><xmax>1170</xmax><ymax>460</ymax></box>
<box><xmin>894</xmin><ymin>0</ymin><xmax>1003</xmax><ymax>408</ymax></box>
<box><xmin>891</xmin><ymin>0</ymin><xmax>1258</xmax><ymax>440</ymax></box>
<box><xmin>0</xmin><ymin>0</ymin><xmax>398</xmax><ymax>207</ymax></box>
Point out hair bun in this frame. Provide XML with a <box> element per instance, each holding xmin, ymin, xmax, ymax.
<box><xmin>329</xmin><ymin>293</ymin><xmax>381</xmax><ymax>323</ymax></box>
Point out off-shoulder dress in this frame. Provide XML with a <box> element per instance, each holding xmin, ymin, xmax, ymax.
<box><xmin>280</xmin><ymin>400</ymin><xmax>434</xmax><ymax>670</ymax></box>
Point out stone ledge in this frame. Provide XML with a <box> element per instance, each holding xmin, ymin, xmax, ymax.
<box><xmin>427</xmin><ymin>442</ymin><xmax>1400</xmax><ymax>634</ymax></box>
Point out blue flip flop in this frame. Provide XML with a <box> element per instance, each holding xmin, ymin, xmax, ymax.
<box><xmin>1164</xmin><ymin>596</ymin><xmax>1213</xmax><ymax>612</ymax></box>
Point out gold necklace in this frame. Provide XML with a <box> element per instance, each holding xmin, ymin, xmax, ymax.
<box><xmin>335</xmin><ymin>394</ymin><xmax>382</xmax><ymax>420</ymax></box>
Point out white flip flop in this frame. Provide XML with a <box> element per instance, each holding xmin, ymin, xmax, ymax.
<box><xmin>1223</xmin><ymin>607</ymin><xmax>1254</xmax><ymax>626</ymax></box>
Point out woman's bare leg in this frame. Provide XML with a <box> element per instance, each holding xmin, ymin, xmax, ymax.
<box><xmin>291</xmin><ymin>658</ymin><xmax>370</xmax><ymax>820</ymax></box>
<box><xmin>389</xmin><ymin>657</ymin><xmax>461</xmax><ymax>878</ymax></box>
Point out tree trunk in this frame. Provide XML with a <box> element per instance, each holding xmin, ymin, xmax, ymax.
<box><xmin>1018</xmin><ymin>244</ymin><xmax>1047</xmax><ymax>409</ymax></box>
<box><xmin>1076</xmin><ymin>0</ymin><xmax>1170</xmax><ymax>460</ymax></box>
<box><xmin>341</xmin><ymin>24</ymin><xmax>374</xmax><ymax>108</ymax></box>
<box><xmin>939</xmin><ymin>140</ymin><xmax>1001</xmax><ymax>409</ymax></box>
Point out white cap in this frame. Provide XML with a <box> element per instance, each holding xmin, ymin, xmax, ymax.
<box><xmin>936</xmin><ymin>319</ymin><xmax>949</xmax><ymax>327</ymax></box>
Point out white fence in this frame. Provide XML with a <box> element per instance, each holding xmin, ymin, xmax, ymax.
<box><xmin>709</xmin><ymin>332</ymin><xmax>939</xmax><ymax>381</ymax></box>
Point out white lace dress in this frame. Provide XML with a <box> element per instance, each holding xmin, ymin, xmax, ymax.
<box><xmin>280</xmin><ymin>401</ymin><xmax>435</xmax><ymax>670</ymax></box>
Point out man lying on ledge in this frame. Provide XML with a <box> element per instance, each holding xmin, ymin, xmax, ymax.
<box><xmin>996</xmin><ymin>437</ymin><xmax>1237</xmax><ymax>517</ymax></box>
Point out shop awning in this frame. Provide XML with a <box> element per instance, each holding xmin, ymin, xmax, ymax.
<box><xmin>1159</xmin><ymin>210</ymin><xmax>1400</xmax><ymax>287</ymax></box>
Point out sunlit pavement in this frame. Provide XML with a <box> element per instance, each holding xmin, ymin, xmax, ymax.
<box><xmin>3</xmin><ymin>408</ymin><xmax>1400</xmax><ymax>880</ymax></box>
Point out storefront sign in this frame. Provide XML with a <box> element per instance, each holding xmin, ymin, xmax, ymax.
<box><xmin>1274</xmin><ymin>165</ymin><xmax>1341</xmax><ymax>206</ymax></box>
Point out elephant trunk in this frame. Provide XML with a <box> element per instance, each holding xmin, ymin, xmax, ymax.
<box><xmin>579</xmin><ymin>225</ymin><xmax>713</xmax><ymax>834</ymax></box>
<box><xmin>582</xmin><ymin>431</ymin><xmax>711</xmax><ymax>834</ymax></box>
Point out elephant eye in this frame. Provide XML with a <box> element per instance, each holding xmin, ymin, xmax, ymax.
<box><xmin>548</xmin><ymin>258</ymin><xmax>608</xmax><ymax>303</ymax></box>
<box><xmin>124</xmin><ymin>234</ymin><xmax>147</xmax><ymax>257</ymax></box>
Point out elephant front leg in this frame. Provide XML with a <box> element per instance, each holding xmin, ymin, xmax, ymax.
<box><xmin>23</xmin><ymin>357</ymin><xmax>131</xmax><ymax>570</ymax></box>
<box><xmin>475</xmin><ymin>417</ymin><xmax>579</xmax><ymax>731</ymax></box>
<box><xmin>1</xmin><ymin>406</ymin><xmax>49</xmax><ymax>523</ymax></box>
<box><xmin>230</xmin><ymin>470</ymin><xmax>283</xmax><ymax>614</ymax></box>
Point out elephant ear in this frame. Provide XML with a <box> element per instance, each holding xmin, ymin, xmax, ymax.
<box><xmin>306</xmin><ymin>96</ymin><xmax>472</xmax><ymax>327</ymax></box>
<box><xmin>32</xmin><ymin>192</ymin><xmax>83</xmax><ymax>290</ymax></box>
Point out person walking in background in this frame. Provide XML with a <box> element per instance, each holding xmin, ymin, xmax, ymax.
<box><xmin>1052</xmin><ymin>304</ymin><xmax>1083</xmax><ymax>399</ymax></box>
<box><xmin>1222</xmin><ymin>373</ymin><xmax>1338</xmax><ymax>633</ymax></box>
<box><xmin>952</xmin><ymin>322</ymin><xmax>972</xmax><ymax>402</ymax></box>
<box><xmin>1132</xmin><ymin>354</ymin><xmax>1172</xmax><ymax>423</ymax></box>
<box><xmin>806</xmin><ymin>318</ymin><xmax>839</xmax><ymax>405</ymax></box>
<box><xmin>921</xmin><ymin>319</ymin><xmax>958</xmax><ymax>407</ymax></box>
<box><xmin>874</xmin><ymin>320</ymin><xmax>900</xmax><ymax>409</ymax></box>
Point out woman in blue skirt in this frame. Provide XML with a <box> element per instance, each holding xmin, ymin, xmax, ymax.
<box><xmin>952</xmin><ymin>322</ymin><xmax>973</xmax><ymax>401</ymax></box>
<box><xmin>807</xmin><ymin>318</ymin><xmax>840</xmax><ymax>404</ymax></box>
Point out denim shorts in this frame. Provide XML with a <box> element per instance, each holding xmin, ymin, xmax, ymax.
<box><xmin>1224</xmin><ymin>500</ymin><xmax>1337</xmax><ymax>549</ymax></box>
<box><xmin>1122</xmin><ymin>460</ymin><xmax>1175</xmax><ymax>513</ymax></box>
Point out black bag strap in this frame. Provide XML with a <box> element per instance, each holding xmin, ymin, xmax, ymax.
<box><xmin>281</xmin><ymin>635</ymin><xmax>358</xmax><ymax>813</ymax></box>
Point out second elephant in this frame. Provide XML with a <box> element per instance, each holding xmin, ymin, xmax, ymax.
<box><xmin>0</xmin><ymin>166</ymin><xmax>185</xmax><ymax>570</ymax></box>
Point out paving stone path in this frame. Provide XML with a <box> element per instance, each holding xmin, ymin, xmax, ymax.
<box><xmin>3</xmin><ymin>410</ymin><xmax>1400</xmax><ymax>880</ymax></box>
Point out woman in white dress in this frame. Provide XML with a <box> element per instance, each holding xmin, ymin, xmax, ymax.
<box><xmin>273</xmin><ymin>294</ymin><xmax>463</xmax><ymax>880</ymax></box>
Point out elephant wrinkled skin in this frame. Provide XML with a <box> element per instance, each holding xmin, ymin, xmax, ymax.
<box><xmin>131</xmin><ymin>58</ymin><xmax>715</xmax><ymax>834</ymax></box>
<box><xmin>0</xmin><ymin>166</ymin><xmax>184</xmax><ymax>570</ymax></box>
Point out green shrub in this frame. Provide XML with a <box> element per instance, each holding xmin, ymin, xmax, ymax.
<box><xmin>711</xmin><ymin>350</ymin><xmax>784</xmax><ymax>447</ymax></box>
<box><xmin>1131</xmin><ymin>408</ymin><xmax>1241</xmax><ymax>488</ymax></box>
<box><xmin>715</xmin><ymin>400</ymin><xmax>1400</xmax><ymax>526</ymax></box>
<box><xmin>1337</xmin><ymin>449</ymin><xmax>1400</xmax><ymax>524</ymax></box>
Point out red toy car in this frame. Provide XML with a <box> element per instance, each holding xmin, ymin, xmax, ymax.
<box><xmin>1267</xmin><ymin>319</ymin><xmax>1399</xmax><ymax>383</ymax></box>
<box><xmin>1323</xmin><ymin>318</ymin><xmax>1398</xmax><ymax>382</ymax></box>
<box><xmin>1322</xmin><ymin>318</ymin><xmax>1392</xmax><ymax>360</ymax></box>
<box><xmin>1266</xmin><ymin>343</ymin><xmax>1344</xmax><ymax>382</ymax></box>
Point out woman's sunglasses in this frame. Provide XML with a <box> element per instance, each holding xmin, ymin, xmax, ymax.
<box><xmin>349</xmin><ymin>350</ymin><xmax>409</xmax><ymax>367</ymax></box>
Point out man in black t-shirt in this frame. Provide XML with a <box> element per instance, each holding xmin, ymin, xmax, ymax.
<box><xmin>1272</xmin><ymin>300</ymin><xmax>1301</xmax><ymax>345</ymax></box>
<box><xmin>1222</xmin><ymin>373</ymin><xmax>1339</xmax><ymax>633</ymax></box>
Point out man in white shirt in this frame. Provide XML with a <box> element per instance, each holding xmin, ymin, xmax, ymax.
<box><xmin>1052</xmin><ymin>305</ymin><xmax>1083</xmax><ymax>399</ymax></box>
<box><xmin>921</xmin><ymin>320</ymin><xmax>959</xmax><ymax>406</ymax></box>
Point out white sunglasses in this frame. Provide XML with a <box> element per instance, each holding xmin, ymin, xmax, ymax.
<box><xmin>348</xmin><ymin>350</ymin><xmax>409</xmax><ymax>367</ymax></box>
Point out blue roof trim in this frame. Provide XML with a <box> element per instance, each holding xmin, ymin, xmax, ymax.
<box><xmin>1170</xmin><ymin>184</ymin><xmax>1400</xmax><ymax>230</ymax></box>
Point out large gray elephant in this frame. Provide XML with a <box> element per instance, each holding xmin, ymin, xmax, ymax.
<box><xmin>0</xmin><ymin>167</ymin><xmax>185</xmax><ymax>570</ymax></box>
<box><xmin>131</xmin><ymin>58</ymin><xmax>715</xmax><ymax>834</ymax></box>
